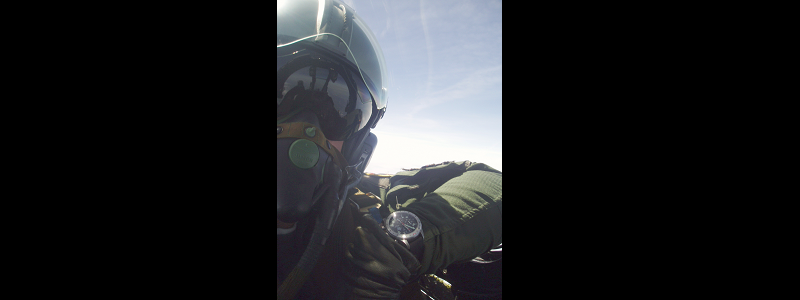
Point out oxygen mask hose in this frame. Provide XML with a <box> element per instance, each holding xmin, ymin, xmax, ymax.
<box><xmin>277</xmin><ymin>121</ymin><xmax>361</xmax><ymax>300</ymax></box>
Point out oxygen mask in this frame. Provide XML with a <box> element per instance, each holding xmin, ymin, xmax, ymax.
<box><xmin>277</xmin><ymin>110</ymin><xmax>364</xmax><ymax>296</ymax></box>
<box><xmin>276</xmin><ymin>111</ymin><xmax>350</xmax><ymax>235</ymax></box>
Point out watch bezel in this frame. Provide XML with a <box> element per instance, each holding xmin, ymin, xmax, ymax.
<box><xmin>384</xmin><ymin>210</ymin><xmax>422</xmax><ymax>240</ymax></box>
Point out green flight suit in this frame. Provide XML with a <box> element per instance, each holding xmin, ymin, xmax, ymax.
<box><xmin>356</xmin><ymin>160</ymin><xmax>503</xmax><ymax>276</ymax></box>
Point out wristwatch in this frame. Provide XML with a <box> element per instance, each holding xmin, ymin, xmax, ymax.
<box><xmin>383</xmin><ymin>210</ymin><xmax>425</xmax><ymax>261</ymax></box>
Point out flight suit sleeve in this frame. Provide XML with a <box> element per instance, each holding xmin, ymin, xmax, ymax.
<box><xmin>382</xmin><ymin>162</ymin><xmax>502</xmax><ymax>276</ymax></box>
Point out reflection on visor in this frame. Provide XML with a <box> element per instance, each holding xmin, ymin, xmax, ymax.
<box><xmin>277</xmin><ymin>47</ymin><xmax>374</xmax><ymax>141</ymax></box>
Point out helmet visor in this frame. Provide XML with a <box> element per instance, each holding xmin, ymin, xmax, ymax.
<box><xmin>277</xmin><ymin>44</ymin><xmax>373</xmax><ymax>141</ymax></box>
<box><xmin>277</xmin><ymin>0</ymin><xmax>388</xmax><ymax>111</ymax></box>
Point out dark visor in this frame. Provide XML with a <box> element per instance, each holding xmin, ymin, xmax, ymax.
<box><xmin>277</xmin><ymin>45</ymin><xmax>375</xmax><ymax>141</ymax></box>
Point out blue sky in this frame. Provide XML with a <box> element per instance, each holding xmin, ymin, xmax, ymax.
<box><xmin>343</xmin><ymin>0</ymin><xmax>502</xmax><ymax>174</ymax></box>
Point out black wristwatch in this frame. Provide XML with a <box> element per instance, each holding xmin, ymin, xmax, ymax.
<box><xmin>383</xmin><ymin>210</ymin><xmax>425</xmax><ymax>261</ymax></box>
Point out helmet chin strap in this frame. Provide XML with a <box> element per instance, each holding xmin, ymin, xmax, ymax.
<box><xmin>277</xmin><ymin>121</ymin><xmax>364</xmax><ymax>300</ymax></box>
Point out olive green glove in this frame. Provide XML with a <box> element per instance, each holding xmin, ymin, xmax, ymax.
<box><xmin>344</xmin><ymin>213</ymin><xmax>421</xmax><ymax>299</ymax></box>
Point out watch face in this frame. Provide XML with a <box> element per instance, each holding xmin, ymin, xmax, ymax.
<box><xmin>384</xmin><ymin>211</ymin><xmax>422</xmax><ymax>240</ymax></box>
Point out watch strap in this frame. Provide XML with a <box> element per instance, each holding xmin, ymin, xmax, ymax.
<box><xmin>406</xmin><ymin>232</ymin><xmax>425</xmax><ymax>263</ymax></box>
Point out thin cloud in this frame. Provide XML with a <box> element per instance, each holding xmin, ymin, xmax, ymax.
<box><xmin>410</xmin><ymin>65</ymin><xmax>502</xmax><ymax>114</ymax></box>
<box><xmin>342</xmin><ymin>0</ymin><xmax>503</xmax><ymax>175</ymax></box>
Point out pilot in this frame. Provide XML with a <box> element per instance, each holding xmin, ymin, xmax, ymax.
<box><xmin>277</xmin><ymin>1</ymin><xmax>502</xmax><ymax>299</ymax></box>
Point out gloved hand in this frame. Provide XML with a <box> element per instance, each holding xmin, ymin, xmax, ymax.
<box><xmin>344</xmin><ymin>213</ymin><xmax>421</xmax><ymax>299</ymax></box>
